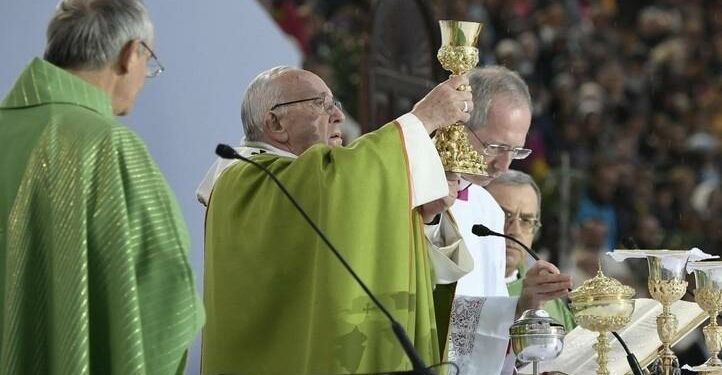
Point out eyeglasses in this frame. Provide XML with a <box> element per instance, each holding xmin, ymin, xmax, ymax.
<box><xmin>501</xmin><ymin>206</ymin><xmax>541</xmax><ymax>234</ymax></box>
<box><xmin>270</xmin><ymin>95</ymin><xmax>342</xmax><ymax>115</ymax></box>
<box><xmin>466</xmin><ymin>128</ymin><xmax>532</xmax><ymax>160</ymax></box>
<box><xmin>140</xmin><ymin>41</ymin><xmax>165</xmax><ymax>78</ymax></box>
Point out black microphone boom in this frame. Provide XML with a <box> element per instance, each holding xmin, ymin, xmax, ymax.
<box><xmin>470</xmin><ymin>222</ymin><xmax>644</xmax><ymax>375</ymax></box>
<box><xmin>215</xmin><ymin>144</ymin><xmax>434</xmax><ymax>375</ymax></box>
<box><xmin>471</xmin><ymin>223</ymin><xmax>541</xmax><ymax>260</ymax></box>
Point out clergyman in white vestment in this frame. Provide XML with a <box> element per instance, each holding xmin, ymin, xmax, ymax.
<box><xmin>430</xmin><ymin>66</ymin><xmax>573</xmax><ymax>375</ymax></box>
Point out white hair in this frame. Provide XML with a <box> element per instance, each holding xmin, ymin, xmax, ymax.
<box><xmin>468</xmin><ymin>66</ymin><xmax>532</xmax><ymax>130</ymax></box>
<box><xmin>241</xmin><ymin>66</ymin><xmax>298</xmax><ymax>142</ymax></box>
<box><xmin>44</xmin><ymin>0</ymin><xmax>154</xmax><ymax>70</ymax></box>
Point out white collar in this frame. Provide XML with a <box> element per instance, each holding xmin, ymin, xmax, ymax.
<box><xmin>238</xmin><ymin>140</ymin><xmax>298</xmax><ymax>159</ymax></box>
<box><xmin>196</xmin><ymin>139</ymin><xmax>297</xmax><ymax>206</ymax></box>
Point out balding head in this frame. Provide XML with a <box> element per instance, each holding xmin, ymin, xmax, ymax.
<box><xmin>241</xmin><ymin>66</ymin><xmax>345</xmax><ymax>155</ymax></box>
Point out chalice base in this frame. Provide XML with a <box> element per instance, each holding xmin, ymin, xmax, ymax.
<box><xmin>658</xmin><ymin>353</ymin><xmax>680</xmax><ymax>375</ymax></box>
<box><xmin>687</xmin><ymin>364</ymin><xmax>722</xmax><ymax>374</ymax></box>
<box><xmin>434</xmin><ymin>124</ymin><xmax>487</xmax><ymax>175</ymax></box>
<box><xmin>701</xmin><ymin>322</ymin><xmax>722</xmax><ymax>368</ymax></box>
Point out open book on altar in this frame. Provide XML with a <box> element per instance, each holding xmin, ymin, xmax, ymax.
<box><xmin>519</xmin><ymin>298</ymin><xmax>707</xmax><ymax>375</ymax></box>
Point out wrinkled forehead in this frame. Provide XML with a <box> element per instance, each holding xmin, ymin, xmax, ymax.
<box><xmin>274</xmin><ymin>69</ymin><xmax>332</xmax><ymax>100</ymax></box>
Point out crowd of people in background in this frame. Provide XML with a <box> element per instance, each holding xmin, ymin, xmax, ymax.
<box><xmin>262</xmin><ymin>1</ymin><xmax>722</xmax><ymax>366</ymax></box>
<box><xmin>262</xmin><ymin>0</ymin><xmax>722</xmax><ymax>277</ymax></box>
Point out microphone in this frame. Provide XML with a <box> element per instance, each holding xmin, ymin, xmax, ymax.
<box><xmin>472</xmin><ymin>223</ymin><xmax>567</xmax><ymax>291</ymax></box>
<box><xmin>472</xmin><ymin>223</ymin><xmax>644</xmax><ymax>375</ymax></box>
<box><xmin>471</xmin><ymin>223</ymin><xmax>541</xmax><ymax>261</ymax></box>
<box><xmin>215</xmin><ymin>144</ymin><xmax>435</xmax><ymax>375</ymax></box>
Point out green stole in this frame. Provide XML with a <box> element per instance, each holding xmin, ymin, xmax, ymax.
<box><xmin>0</xmin><ymin>58</ymin><xmax>204</xmax><ymax>374</ymax></box>
<box><xmin>203</xmin><ymin>123</ymin><xmax>441</xmax><ymax>374</ymax></box>
<box><xmin>507</xmin><ymin>267</ymin><xmax>576</xmax><ymax>332</ymax></box>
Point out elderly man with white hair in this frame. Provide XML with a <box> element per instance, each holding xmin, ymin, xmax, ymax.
<box><xmin>199</xmin><ymin>65</ymin><xmax>475</xmax><ymax>375</ymax></box>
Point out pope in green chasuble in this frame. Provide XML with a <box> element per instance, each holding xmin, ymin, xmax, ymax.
<box><xmin>202</xmin><ymin>113</ymin><xmax>457</xmax><ymax>374</ymax></box>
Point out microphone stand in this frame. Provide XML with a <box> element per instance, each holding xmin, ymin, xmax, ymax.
<box><xmin>471</xmin><ymin>223</ymin><xmax>645</xmax><ymax>375</ymax></box>
<box><xmin>215</xmin><ymin>144</ymin><xmax>434</xmax><ymax>375</ymax></box>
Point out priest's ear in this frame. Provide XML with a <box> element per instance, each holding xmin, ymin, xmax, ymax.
<box><xmin>115</xmin><ymin>40</ymin><xmax>143</xmax><ymax>75</ymax></box>
<box><xmin>263</xmin><ymin>110</ymin><xmax>289</xmax><ymax>143</ymax></box>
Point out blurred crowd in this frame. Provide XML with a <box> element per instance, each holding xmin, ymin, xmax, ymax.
<box><xmin>261</xmin><ymin>0</ymin><xmax>721</xmax><ymax>278</ymax></box>
<box><xmin>258</xmin><ymin>0</ymin><xmax>368</xmax><ymax>122</ymax></box>
<box><xmin>439</xmin><ymin>0</ymin><xmax>722</xmax><ymax>268</ymax></box>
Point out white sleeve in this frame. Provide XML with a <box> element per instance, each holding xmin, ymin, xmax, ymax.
<box><xmin>426</xmin><ymin>214</ymin><xmax>473</xmax><ymax>285</ymax></box>
<box><xmin>395</xmin><ymin>113</ymin><xmax>448</xmax><ymax>208</ymax></box>
<box><xmin>449</xmin><ymin>295</ymin><xmax>518</xmax><ymax>375</ymax></box>
<box><xmin>196</xmin><ymin>158</ymin><xmax>239</xmax><ymax>206</ymax></box>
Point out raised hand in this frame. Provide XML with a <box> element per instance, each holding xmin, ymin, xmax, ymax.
<box><xmin>411</xmin><ymin>75</ymin><xmax>473</xmax><ymax>134</ymax></box>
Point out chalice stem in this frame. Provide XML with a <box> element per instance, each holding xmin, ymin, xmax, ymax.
<box><xmin>656</xmin><ymin>307</ymin><xmax>678</xmax><ymax>374</ymax></box>
<box><xmin>703</xmin><ymin>312</ymin><xmax>722</xmax><ymax>367</ymax></box>
<box><xmin>594</xmin><ymin>332</ymin><xmax>610</xmax><ymax>375</ymax></box>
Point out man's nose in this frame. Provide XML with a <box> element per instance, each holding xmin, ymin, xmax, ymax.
<box><xmin>490</xmin><ymin>151</ymin><xmax>513</xmax><ymax>173</ymax></box>
<box><xmin>330</xmin><ymin>103</ymin><xmax>345</xmax><ymax>123</ymax></box>
<box><xmin>505</xmin><ymin>217</ymin><xmax>523</xmax><ymax>235</ymax></box>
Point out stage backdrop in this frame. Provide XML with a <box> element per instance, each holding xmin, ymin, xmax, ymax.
<box><xmin>0</xmin><ymin>1</ymin><xmax>301</xmax><ymax>373</ymax></box>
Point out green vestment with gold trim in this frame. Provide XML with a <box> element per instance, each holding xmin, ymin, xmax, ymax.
<box><xmin>0</xmin><ymin>58</ymin><xmax>205</xmax><ymax>375</ymax></box>
<box><xmin>202</xmin><ymin>123</ymin><xmax>441</xmax><ymax>374</ymax></box>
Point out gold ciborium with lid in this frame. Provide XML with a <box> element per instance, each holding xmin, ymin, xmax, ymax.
<box><xmin>569</xmin><ymin>269</ymin><xmax>636</xmax><ymax>375</ymax></box>
<box><xmin>434</xmin><ymin>20</ymin><xmax>488</xmax><ymax>175</ymax></box>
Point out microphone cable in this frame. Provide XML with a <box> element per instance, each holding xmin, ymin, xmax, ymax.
<box><xmin>215</xmin><ymin>144</ymin><xmax>435</xmax><ymax>375</ymax></box>
<box><xmin>611</xmin><ymin>331</ymin><xmax>645</xmax><ymax>375</ymax></box>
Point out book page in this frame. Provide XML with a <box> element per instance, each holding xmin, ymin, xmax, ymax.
<box><xmin>518</xmin><ymin>299</ymin><xmax>707</xmax><ymax>375</ymax></box>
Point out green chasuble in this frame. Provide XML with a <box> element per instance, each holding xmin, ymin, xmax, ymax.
<box><xmin>203</xmin><ymin>123</ymin><xmax>440</xmax><ymax>374</ymax></box>
<box><xmin>507</xmin><ymin>267</ymin><xmax>576</xmax><ymax>332</ymax></box>
<box><xmin>0</xmin><ymin>58</ymin><xmax>205</xmax><ymax>374</ymax></box>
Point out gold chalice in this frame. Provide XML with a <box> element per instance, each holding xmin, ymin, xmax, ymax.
<box><xmin>646</xmin><ymin>251</ymin><xmax>690</xmax><ymax>374</ymax></box>
<box><xmin>690</xmin><ymin>261</ymin><xmax>722</xmax><ymax>371</ymax></box>
<box><xmin>435</xmin><ymin>20</ymin><xmax>487</xmax><ymax>175</ymax></box>
<box><xmin>569</xmin><ymin>269</ymin><xmax>636</xmax><ymax>375</ymax></box>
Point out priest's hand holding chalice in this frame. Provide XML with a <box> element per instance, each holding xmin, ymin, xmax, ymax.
<box><xmin>434</xmin><ymin>20</ymin><xmax>489</xmax><ymax>177</ymax></box>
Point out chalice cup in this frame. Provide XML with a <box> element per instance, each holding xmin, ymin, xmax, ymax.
<box><xmin>647</xmin><ymin>253</ymin><xmax>690</xmax><ymax>374</ymax></box>
<box><xmin>691</xmin><ymin>261</ymin><xmax>722</xmax><ymax>370</ymax></box>
<box><xmin>435</xmin><ymin>20</ymin><xmax>488</xmax><ymax>176</ymax></box>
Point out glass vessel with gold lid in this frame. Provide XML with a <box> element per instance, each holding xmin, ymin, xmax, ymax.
<box><xmin>569</xmin><ymin>269</ymin><xmax>636</xmax><ymax>375</ymax></box>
